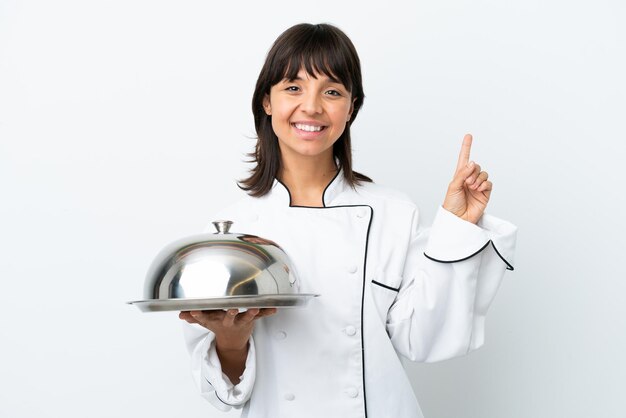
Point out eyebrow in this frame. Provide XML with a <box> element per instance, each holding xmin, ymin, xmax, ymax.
<box><xmin>287</xmin><ymin>74</ymin><xmax>343</xmax><ymax>84</ymax></box>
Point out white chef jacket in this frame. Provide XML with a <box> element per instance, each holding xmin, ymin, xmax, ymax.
<box><xmin>183</xmin><ymin>170</ymin><xmax>516</xmax><ymax>418</ymax></box>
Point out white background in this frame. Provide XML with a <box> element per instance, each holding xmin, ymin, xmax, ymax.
<box><xmin>1</xmin><ymin>0</ymin><xmax>624</xmax><ymax>417</ymax></box>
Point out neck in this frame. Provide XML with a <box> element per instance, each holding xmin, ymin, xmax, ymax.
<box><xmin>278</xmin><ymin>153</ymin><xmax>338</xmax><ymax>207</ymax></box>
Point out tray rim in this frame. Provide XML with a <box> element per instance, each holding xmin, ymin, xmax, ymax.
<box><xmin>127</xmin><ymin>293</ymin><xmax>319</xmax><ymax>312</ymax></box>
<box><xmin>127</xmin><ymin>293</ymin><xmax>319</xmax><ymax>305</ymax></box>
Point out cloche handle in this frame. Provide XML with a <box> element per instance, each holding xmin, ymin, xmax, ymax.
<box><xmin>212</xmin><ymin>220</ymin><xmax>233</xmax><ymax>234</ymax></box>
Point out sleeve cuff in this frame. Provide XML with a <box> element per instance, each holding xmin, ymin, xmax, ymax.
<box><xmin>200</xmin><ymin>332</ymin><xmax>256</xmax><ymax>409</ymax></box>
<box><xmin>478</xmin><ymin>213</ymin><xmax>517</xmax><ymax>271</ymax></box>
<box><xmin>424</xmin><ymin>206</ymin><xmax>516</xmax><ymax>270</ymax></box>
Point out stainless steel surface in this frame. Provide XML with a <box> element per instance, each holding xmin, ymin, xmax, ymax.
<box><xmin>128</xmin><ymin>294</ymin><xmax>318</xmax><ymax>312</ymax></box>
<box><xmin>129</xmin><ymin>221</ymin><xmax>309</xmax><ymax>312</ymax></box>
<box><xmin>212</xmin><ymin>220</ymin><xmax>233</xmax><ymax>234</ymax></box>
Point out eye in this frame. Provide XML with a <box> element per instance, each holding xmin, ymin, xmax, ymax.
<box><xmin>325</xmin><ymin>89</ymin><xmax>342</xmax><ymax>97</ymax></box>
<box><xmin>285</xmin><ymin>86</ymin><xmax>300</xmax><ymax>92</ymax></box>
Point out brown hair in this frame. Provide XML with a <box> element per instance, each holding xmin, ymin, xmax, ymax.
<box><xmin>238</xmin><ymin>23</ymin><xmax>372</xmax><ymax>197</ymax></box>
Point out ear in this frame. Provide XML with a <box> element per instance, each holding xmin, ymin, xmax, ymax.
<box><xmin>263</xmin><ymin>94</ymin><xmax>272</xmax><ymax>115</ymax></box>
<box><xmin>347</xmin><ymin>97</ymin><xmax>356</xmax><ymax>122</ymax></box>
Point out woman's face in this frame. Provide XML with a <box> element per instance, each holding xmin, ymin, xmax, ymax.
<box><xmin>263</xmin><ymin>68</ymin><xmax>355</xmax><ymax>163</ymax></box>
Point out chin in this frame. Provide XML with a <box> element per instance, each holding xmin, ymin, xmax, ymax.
<box><xmin>295</xmin><ymin>146</ymin><xmax>332</xmax><ymax>158</ymax></box>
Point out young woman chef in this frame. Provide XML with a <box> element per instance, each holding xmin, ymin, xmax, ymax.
<box><xmin>179</xmin><ymin>23</ymin><xmax>517</xmax><ymax>418</ymax></box>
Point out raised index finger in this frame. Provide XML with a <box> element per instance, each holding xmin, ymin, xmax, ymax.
<box><xmin>456</xmin><ymin>134</ymin><xmax>473</xmax><ymax>173</ymax></box>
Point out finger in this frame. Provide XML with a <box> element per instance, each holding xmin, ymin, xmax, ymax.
<box><xmin>189</xmin><ymin>310</ymin><xmax>224</xmax><ymax>327</ymax></box>
<box><xmin>179</xmin><ymin>311</ymin><xmax>198</xmax><ymax>324</ymax></box>
<box><xmin>455</xmin><ymin>134</ymin><xmax>473</xmax><ymax>173</ymax></box>
<box><xmin>254</xmin><ymin>308</ymin><xmax>277</xmax><ymax>319</ymax></box>
<box><xmin>238</xmin><ymin>308</ymin><xmax>261</xmax><ymax>324</ymax></box>
<box><xmin>484</xmin><ymin>181</ymin><xmax>492</xmax><ymax>201</ymax></box>
<box><xmin>478</xmin><ymin>180</ymin><xmax>493</xmax><ymax>194</ymax></box>
<box><xmin>223</xmin><ymin>309</ymin><xmax>238</xmax><ymax>326</ymax></box>
<box><xmin>470</xmin><ymin>171</ymin><xmax>488</xmax><ymax>190</ymax></box>
<box><xmin>192</xmin><ymin>310</ymin><xmax>224</xmax><ymax>320</ymax></box>
<box><xmin>464</xmin><ymin>163</ymin><xmax>482</xmax><ymax>186</ymax></box>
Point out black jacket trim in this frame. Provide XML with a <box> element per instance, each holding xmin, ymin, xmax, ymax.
<box><xmin>359</xmin><ymin>205</ymin><xmax>374</xmax><ymax>418</ymax></box>
<box><xmin>297</xmin><ymin>204</ymin><xmax>373</xmax><ymax>417</ymax></box>
<box><xmin>275</xmin><ymin>170</ymin><xmax>341</xmax><ymax>208</ymax></box>
<box><xmin>371</xmin><ymin>279</ymin><xmax>400</xmax><ymax>293</ymax></box>
<box><xmin>275</xmin><ymin>178</ymin><xmax>293</xmax><ymax>206</ymax></box>
<box><xmin>205</xmin><ymin>378</ymin><xmax>242</xmax><ymax>407</ymax></box>
<box><xmin>285</xmin><ymin>203</ymin><xmax>373</xmax><ymax>417</ymax></box>
<box><xmin>424</xmin><ymin>240</ymin><xmax>514</xmax><ymax>271</ymax></box>
<box><xmin>245</xmin><ymin>202</ymin><xmax>373</xmax><ymax>416</ymax></box>
<box><xmin>489</xmin><ymin>241</ymin><xmax>514</xmax><ymax>271</ymax></box>
<box><xmin>288</xmin><ymin>204</ymin><xmax>372</xmax><ymax>209</ymax></box>
<box><xmin>321</xmin><ymin>169</ymin><xmax>341</xmax><ymax>207</ymax></box>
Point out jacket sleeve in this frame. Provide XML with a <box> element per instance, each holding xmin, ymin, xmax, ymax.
<box><xmin>182</xmin><ymin>322</ymin><xmax>256</xmax><ymax>411</ymax></box>
<box><xmin>386</xmin><ymin>205</ymin><xmax>517</xmax><ymax>363</ymax></box>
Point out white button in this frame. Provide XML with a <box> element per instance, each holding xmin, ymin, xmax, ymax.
<box><xmin>284</xmin><ymin>393</ymin><xmax>295</xmax><ymax>401</ymax></box>
<box><xmin>345</xmin><ymin>387</ymin><xmax>359</xmax><ymax>398</ymax></box>
<box><xmin>275</xmin><ymin>331</ymin><xmax>287</xmax><ymax>340</ymax></box>
<box><xmin>356</xmin><ymin>208</ymin><xmax>367</xmax><ymax>218</ymax></box>
<box><xmin>345</xmin><ymin>326</ymin><xmax>357</xmax><ymax>336</ymax></box>
<box><xmin>348</xmin><ymin>265</ymin><xmax>358</xmax><ymax>274</ymax></box>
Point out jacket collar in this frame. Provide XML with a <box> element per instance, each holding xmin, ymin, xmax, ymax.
<box><xmin>271</xmin><ymin>168</ymin><xmax>347</xmax><ymax>207</ymax></box>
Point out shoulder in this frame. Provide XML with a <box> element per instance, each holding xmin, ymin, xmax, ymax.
<box><xmin>347</xmin><ymin>182</ymin><xmax>424</xmax><ymax>239</ymax></box>
<box><xmin>354</xmin><ymin>181</ymin><xmax>417</xmax><ymax>210</ymax></box>
<box><xmin>345</xmin><ymin>181</ymin><xmax>421</xmax><ymax>229</ymax></box>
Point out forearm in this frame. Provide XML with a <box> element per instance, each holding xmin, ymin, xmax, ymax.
<box><xmin>216</xmin><ymin>341</ymin><xmax>249</xmax><ymax>385</ymax></box>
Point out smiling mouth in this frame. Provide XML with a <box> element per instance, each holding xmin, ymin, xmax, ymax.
<box><xmin>292</xmin><ymin>123</ymin><xmax>327</xmax><ymax>132</ymax></box>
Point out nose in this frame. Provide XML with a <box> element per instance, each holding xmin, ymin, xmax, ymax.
<box><xmin>300</xmin><ymin>90</ymin><xmax>323</xmax><ymax>115</ymax></box>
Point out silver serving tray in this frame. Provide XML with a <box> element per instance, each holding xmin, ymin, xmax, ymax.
<box><xmin>128</xmin><ymin>294</ymin><xmax>319</xmax><ymax>312</ymax></box>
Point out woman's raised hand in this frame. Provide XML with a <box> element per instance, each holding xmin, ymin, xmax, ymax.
<box><xmin>442</xmin><ymin>134</ymin><xmax>492</xmax><ymax>224</ymax></box>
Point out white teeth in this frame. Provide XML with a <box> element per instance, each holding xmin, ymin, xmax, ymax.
<box><xmin>294</xmin><ymin>123</ymin><xmax>323</xmax><ymax>132</ymax></box>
